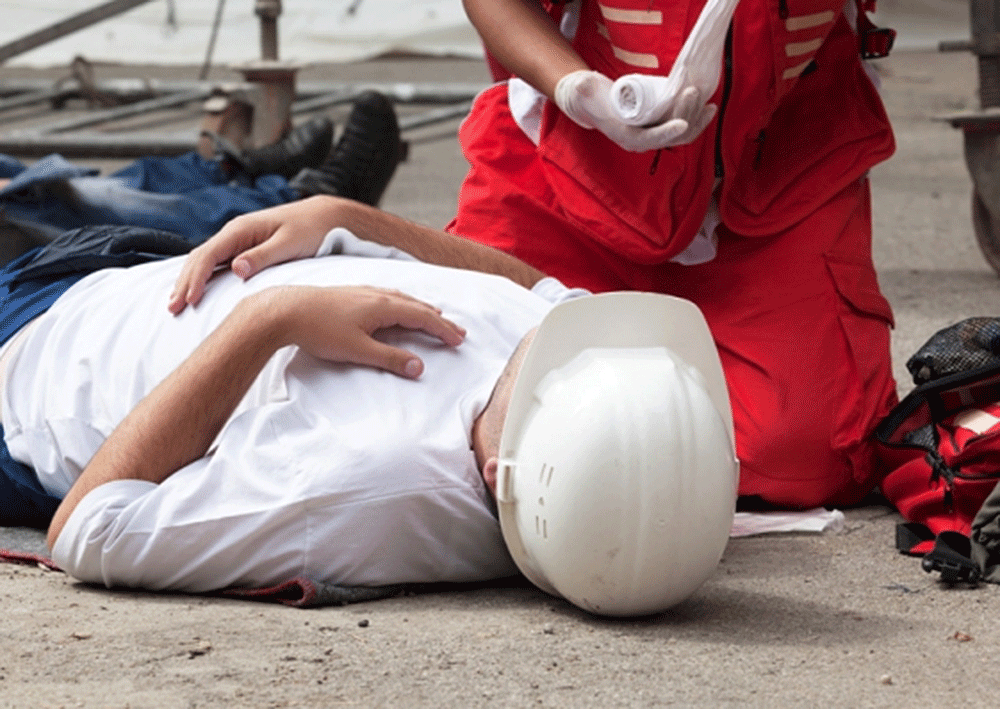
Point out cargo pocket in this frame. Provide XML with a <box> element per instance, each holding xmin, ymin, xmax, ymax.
<box><xmin>825</xmin><ymin>255</ymin><xmax>896</xmax><ymax>486</ymax></box>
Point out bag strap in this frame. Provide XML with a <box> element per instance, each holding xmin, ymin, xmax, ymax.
<box><xmin>875</xmin><ymin>363</ymin><xmax>1000</xmax><ymax>453</ymax></box>
<box><xmin>897</xmin><ymin>524</ymin><xmax>981</xmax><ymax>583</ymax></box>
<box><xmin>896</xmin><ymin>521</ymin><xmax>934</xmax><ymax>555</ymax></box>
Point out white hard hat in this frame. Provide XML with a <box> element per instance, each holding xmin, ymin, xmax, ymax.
<box><xmin>495</xmin><ymin>292</ymin><xmax>738</xmax><ymax>617</ymax></box>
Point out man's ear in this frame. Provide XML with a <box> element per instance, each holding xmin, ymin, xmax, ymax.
<box><xmin>483</xmin><ymin>457</ymin><xmax>499</xmax><ymax>497</ymax></box>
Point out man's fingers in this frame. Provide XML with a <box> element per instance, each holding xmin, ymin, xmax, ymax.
<box><xmin>168</xmin><ymin>216</ymin><xmax>284</xmax><ymax>314</ymax></box>
<box><xmin>168</xmin><ymin>246</ymin><xmax>225</xmax><ymax>314</ymax></box>
<box><xmin>370</xmin><ymin>296</ymin><xmax>467</xmax><ymax>348</ymax></box>
<box><xmin>362</xmin><ymin>341</ymin><xmax>426</xmax><ymax>379</ymax></box>
<box><xmin>345</xmin><ymin>308</ymin><xmax>463</xmax><ymax>380</ymax></box>
<box><xmin>231</xmin><ymin>233</ymin><xmax>298</xmax><ymax>281</ymax></box>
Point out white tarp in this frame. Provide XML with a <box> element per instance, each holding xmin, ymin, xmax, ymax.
<box><xmin>0</xmin><ymin>0</ymin><xmax>973</xmax><ymax>68</ymax></box>
<box><xmin>2</xmin><ymin>0</ymin><xmax>483</xmax><ymax>67</ymax></box>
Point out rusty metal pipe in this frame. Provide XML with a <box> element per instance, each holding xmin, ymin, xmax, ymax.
<box><xmin>0</xmin><ymin>0</ymin><xmax>155</xmax><ymax>65</ymax></box>
<box><xmin>255</xmin><ymin>0</ymin><xmax>282</xmax><ymax>60</ymax></box>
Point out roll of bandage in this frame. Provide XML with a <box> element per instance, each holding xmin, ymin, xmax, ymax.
<box><xmin>611</xmin><ymin>0</ymin><xmax>741</xmax><ymax>126</ymax></box>
<box><xmin>612</xmin><ymin>74</ymin><xmax>684</xmax><ymax>127</ymax></box>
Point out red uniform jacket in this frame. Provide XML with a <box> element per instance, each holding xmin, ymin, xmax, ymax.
<box><xmin>534</xmin><ymin>0</ymin><xmax>895</xmax><ymax>263</ymax></box>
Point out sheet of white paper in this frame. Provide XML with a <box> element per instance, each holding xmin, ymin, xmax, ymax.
<box><xmin>730</xmin><ymin>507</ymin><xmax>845</xmax><ymax>538</ymax></box>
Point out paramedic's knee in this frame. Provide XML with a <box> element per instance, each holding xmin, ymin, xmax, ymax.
<box><xmin>736</xmin><ymin>410</ymin><xmax>887</xmax><ymax>509</ymax></box>
<box><xmin>727</xmin><ymin>288</ymin><xmax>896</xmax><ymax>509</ymax></box>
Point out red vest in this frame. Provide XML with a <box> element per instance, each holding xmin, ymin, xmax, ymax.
<box><xmin>536</xmin><ymin>0</ymin><xmax>895</xmax><ymax>262</ymax></box>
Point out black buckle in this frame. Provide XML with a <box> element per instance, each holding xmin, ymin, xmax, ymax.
<box><xmin>921</xmin><ymin>531</ymin><xmax>981</xmax><ymax>584</ymax></box>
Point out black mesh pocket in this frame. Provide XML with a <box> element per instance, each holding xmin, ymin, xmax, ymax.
<box><xmin>907</xmin><ymin>317</ymin><xmax>1000</xmax><ymax>385</ymax></box>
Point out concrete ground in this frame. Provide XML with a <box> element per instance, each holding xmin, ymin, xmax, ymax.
<box><xmin>2</xmin><ymin>48</ymin><xmax>999</xmax><ymax>708</ymax></box>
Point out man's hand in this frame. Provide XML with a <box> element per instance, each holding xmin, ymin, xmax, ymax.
<box><xmin>555</xmin><ymin>70</ymin><xmax>713</xmax><ymax>153</ymax></box>
<box><xmin>271</xmin><ymin>285</ymin><xmax>466</xmax><ymax>379</ymax></box>
<box><xmin>169</xmin><ymin>196</ymin><xmax>342</xmax><ymax>315</ymax></box>
<box><xmin>169</xmin><ymin>196</ymin><xmax>548</xmax><ymax>316</ymax></box>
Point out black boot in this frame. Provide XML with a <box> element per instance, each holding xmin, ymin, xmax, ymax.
<box><xmin>288</xmin><ymin>91</ymin><xmax>406</xmax><ymax>206</ymax></box>
<box><xmin>207</xmin><ymin>116</ymin><xmax>334</xmax><ymax>180</ymax></box>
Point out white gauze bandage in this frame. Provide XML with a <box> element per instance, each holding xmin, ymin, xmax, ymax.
<box><xmin>612</xmin><ymin>0</ymin><xmax>741</xmax><ymax>126</ymax></box>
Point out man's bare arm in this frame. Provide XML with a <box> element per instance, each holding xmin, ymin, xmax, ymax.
<box><xmin>333</xmin><ymin>198</ymin><xmax>546</xmax><ymax>286</ymax></box>
<box><xmin>169</xmin><ymin>196</ymin><xmax>547</xmax><ymax>314</ymax></box>
<box><xmin>48</xmin><ymin>285</ymin><xmax>465</xmax><ymax>548</ymax></box>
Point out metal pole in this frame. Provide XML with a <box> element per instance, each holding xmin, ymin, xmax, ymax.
<box><xmin>199</xmin><ymin>0</ymin><xmax>229</xmax><ymax>80</ymax></box>
<box><xmin>970</xmin><ymin>0</ymin><xmax>1000</xmax><ymax>107</ymax></box>
<box><xmin>398</xmin><ymin>102</ymin><xmax>474</xmax><ymax>131</ymax></box>
<box><xmin>0</xmin><ymin>133</ymin><xmax>198</xmax><ymax>158</ymax></box>
<box><xmin>256</xmin><ymin>0</ymin><xmax>282</xmax><ymax>61</ymax></box>
<box><xmin>28</xmin><ymin>89</ymin><xmax>209</xmax><ymax>134</ymax></box>
<box><xmin>0</xmin><ymin>88</ymin><xmax>70</xmax><ymax>113</ymax></box>
<box><xmin>0</xmin><ymin>0</ymin><xmax>156</xmax><ymax>64</ymax></box>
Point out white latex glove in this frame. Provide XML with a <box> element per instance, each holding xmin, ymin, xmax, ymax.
<box><xmin>555</xmin><ymin>70</ymin><xmax>696</xmax><ymax>153</ymax></box>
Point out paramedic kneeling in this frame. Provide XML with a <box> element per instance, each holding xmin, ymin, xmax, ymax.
<box><xmin>25</xmin><ymin>230</ymin><xmax>735</xmax><ymax>616</ymax></box>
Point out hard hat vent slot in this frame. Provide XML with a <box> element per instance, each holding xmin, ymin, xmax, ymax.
<box><xmin>536</xmin><ymin>463</ymin><xmax>553</xmax><ymax>539</ymax></box>
<box><xmin>539</xmin><ymin>463</ymin><xmax>554</xmax><ymax>486</ymax></box>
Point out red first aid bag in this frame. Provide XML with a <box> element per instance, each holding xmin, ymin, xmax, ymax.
<box><xmin>876</xmin><ymin>318</ymin><xmax>1000</xmax><ymax>583</ymax></box>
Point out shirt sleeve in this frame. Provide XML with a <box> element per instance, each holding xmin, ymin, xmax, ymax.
<box><xmin>315</xmin><ymin>226</ymin><xmax>418</xmax><ymax>262</ymax></box>
<box><xmin>46</xmin><ymin>448</ymin><xmax>311</xmax><ymax>593</ymax></box>
<box><xmin>50</xmin><ymin>479</ymin><xmax>159</xmax><ymax>587</ymax></box>
<box><xmin>530</xmin><ymin>276</ymin><xmax>592</xmax><ymax>304</ymax></box>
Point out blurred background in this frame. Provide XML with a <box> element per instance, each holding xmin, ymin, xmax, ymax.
<box><xmin>0</xmin><ymin>0</ymin><xmax>972</xmax><ymax>67</ymax></box>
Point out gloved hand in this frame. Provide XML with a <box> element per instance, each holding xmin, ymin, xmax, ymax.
<box><xmin>555</xmin><ymin>69</ymin><xmax>707</xmax><ymax>153</ymax></box>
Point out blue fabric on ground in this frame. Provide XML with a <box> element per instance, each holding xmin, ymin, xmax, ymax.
<box><xmin>0</xmin><ymin>154</ymin><xmax>26</xmax><ymax>179</ymax></box>
<box><xmin>0</xmin><ymin>152</ymin><xmax>298</xmax><ymax>244</ymax></box>
<box><xmin>0</xmin><ymin>154</ymin><xmax>98</xmax><ymax>195</ymax></box>
<box><xmin>13</xmin><ymin>224</ymin><xmax>194</xmax><ymax>284</ymax></box>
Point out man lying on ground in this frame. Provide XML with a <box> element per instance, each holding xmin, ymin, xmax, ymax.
<box><xmin>4</xmin><ymin>197</ymin><xmax>737</xmax><ymax>616</ymax></box>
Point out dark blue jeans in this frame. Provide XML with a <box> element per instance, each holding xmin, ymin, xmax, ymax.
<box><xmin>0</xmin><ymin>152</ymin><xmax>298</xmax><ymax>243</ymax></box>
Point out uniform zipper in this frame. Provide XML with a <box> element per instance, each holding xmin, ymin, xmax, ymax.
<box><xmin>714</xmin><ymin>24</ymin><xmax>734</xmax><ymax>181</ymax></box>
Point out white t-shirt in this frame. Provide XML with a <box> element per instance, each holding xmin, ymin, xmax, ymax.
<box><xmin>3</xmin><ymin>252</ymin><xmax>556</xmax><ymax>592</ymax></box>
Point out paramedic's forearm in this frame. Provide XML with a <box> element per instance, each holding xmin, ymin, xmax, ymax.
<box><xmin>462</xmin><ymin>0</ymin><xmax>587</xmax><ymax>97</ymax></box>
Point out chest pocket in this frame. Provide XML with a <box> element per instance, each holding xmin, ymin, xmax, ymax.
<box><xmin>720</xmin><ymin>6</ymin><xmax>894</xmax><ymax>235</ymax></box>
<box><xmin>770</xmin><ymin>0</ymin><xmax>844</xmax><ymax>103</ymax></box>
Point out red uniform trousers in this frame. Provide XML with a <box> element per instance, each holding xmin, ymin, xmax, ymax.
<box><xmin>447</xmin><ymin>85</ymin><xmax>897</xmax><ymax>509</ymax></box>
